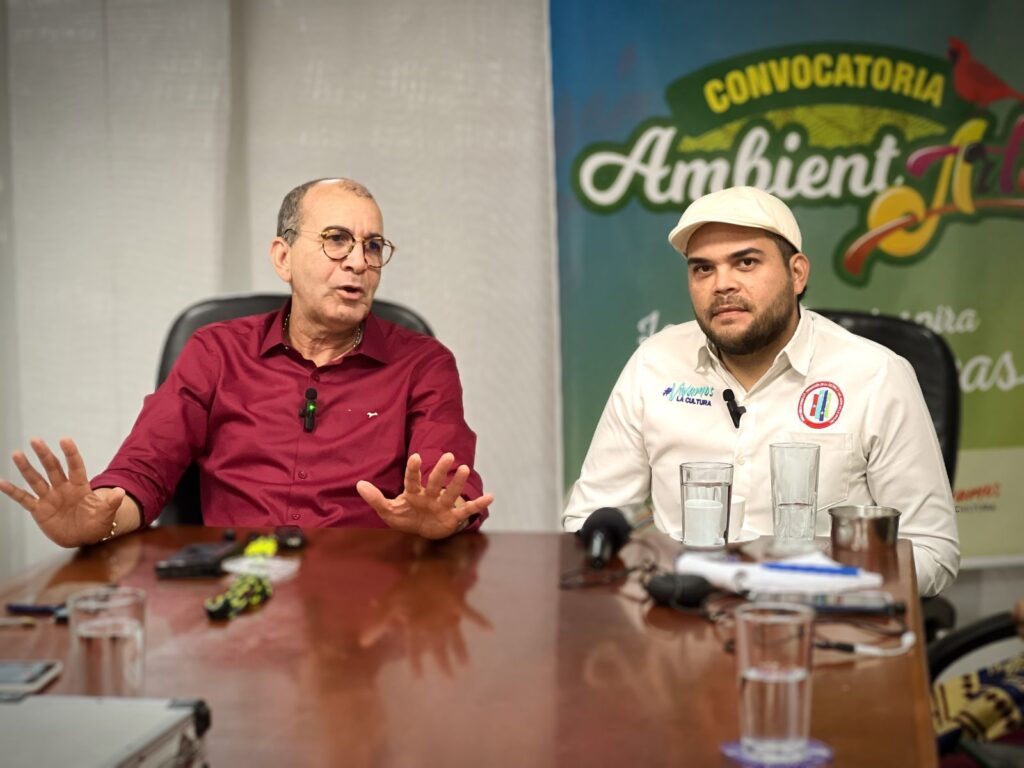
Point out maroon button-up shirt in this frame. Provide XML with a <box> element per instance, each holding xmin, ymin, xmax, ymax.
<box><xmin>92</xmin><ymin>303</ymin><xmax>487</xmax><ymax>529</ymax></box>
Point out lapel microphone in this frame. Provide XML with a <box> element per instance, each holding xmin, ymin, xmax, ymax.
<box><xmin>723</xmin><ymin>388</ymin><xmax>746</xmax><ymax>428</ymax></box>
<box><xmin>300</xmin><ymin>387</ymin><xmax>318</xmax><ymax>432</ymax></box>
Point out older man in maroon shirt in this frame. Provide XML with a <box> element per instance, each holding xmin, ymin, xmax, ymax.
<box><xmin>1</xmin><ymin>178</ymin><xmax>492</xmax><ymax>546</ymax></box>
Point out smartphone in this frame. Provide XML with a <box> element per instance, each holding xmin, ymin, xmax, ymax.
<box><xmin>154</xmin><ymin>541</ymin><xmax>243</xmax><ymax>578</ymax></box>
<box><xmin>0</xmin><ymin>660</ymin><xmax>62</xmax><ymax>694</ymax></box>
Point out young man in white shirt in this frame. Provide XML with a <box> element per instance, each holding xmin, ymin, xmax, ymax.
<box><xmin>563</xmin><ymin>186</ymin><xmax>959</xmax><ymax>596</ymax></box>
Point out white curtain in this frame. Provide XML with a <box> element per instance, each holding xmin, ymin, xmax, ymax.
<box><xmin>0</xmin><ymin>0</ymin><xmax>561</xmax><ymax>577</ymax></box>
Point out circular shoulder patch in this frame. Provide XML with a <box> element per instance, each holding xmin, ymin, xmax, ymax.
<box><xmin>798</xmin><ymin>381</ymin><xmax>844</xmax><ymax>429</ymax></box>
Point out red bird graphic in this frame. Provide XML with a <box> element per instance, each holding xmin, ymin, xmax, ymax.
<box><xmin>948</xmin><ymin>37</ymin><xmax>1024</xmax><ymax>107</ymax></box>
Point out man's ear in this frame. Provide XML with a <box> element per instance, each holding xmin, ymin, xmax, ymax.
<box><xmin>270</xmin><ymin>237</ymin><xmax>292</xmax><ymax>284</ymax></box>
<box><xmin>790</xmin><ymin>251</ymin><xmax>810</xmax><ymax>296</ymax></box>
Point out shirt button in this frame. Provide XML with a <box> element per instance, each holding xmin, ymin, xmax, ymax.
<box><xmin>298</xmin><ymin>470</ymin><xmax>308</xmax><ymax>480</ymax></box>
<box><xmin>736</xmin><ymin>455</ymin><xmax>746</xmax><ymax>465</ymax></box>
<box><xmin>312</xmin><ymin>373</ymin><xmax>320</xmax><ymax>382</ymax></box>
<box><xmin>291</xmin><ymin>513</ymin><xmax>300</xmax><ymax>521</ymax></box>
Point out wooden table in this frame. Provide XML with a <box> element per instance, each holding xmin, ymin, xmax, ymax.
<box><xmin>0</xmin><ymin>528</ymin><xmax>936</xmax><ymax>766</ymax></box>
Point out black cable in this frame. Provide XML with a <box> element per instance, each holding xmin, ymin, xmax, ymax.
<box><xmin>559</xmin><ymin>536</ymin><xmax>661</xmax><ymax>591</ymax></box>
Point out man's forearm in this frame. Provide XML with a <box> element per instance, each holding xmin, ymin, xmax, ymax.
<box><xmin>912</xmin><ymin>539</ymin><xmax>959</xmax><ymax>597</ymax></box>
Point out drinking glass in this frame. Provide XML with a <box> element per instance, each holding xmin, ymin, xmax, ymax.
<box><xmin>769</xmin><ymin>443</ymin><xmax>820</xmax><ymax>555</ymax></box>
<box><xmin>735</xmin><ymin>602</ymin><xmax>814</xmax><ymax>764</ymax></box>
<box><xmin>68</xmin><ymin>586</ymin><xmax>146</xmax><ymax>696</ymax></box>
<box><xmin>679</xmin><ymin>462</ymin><xmax>733</xmax><ymax>549</ymax></box>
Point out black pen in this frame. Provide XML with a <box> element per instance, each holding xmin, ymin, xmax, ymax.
<box><xmin>5</xmin><ymin>602</ymin><xmax>63</xmax><ymax>616</ymax></box>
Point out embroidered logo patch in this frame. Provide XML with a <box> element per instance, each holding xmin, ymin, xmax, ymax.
<box><xmin>662</xmin><ymin>381</ymin><xmax>714</xmax><ymax>407</ymax></box>
<box><xmin>798</xmin><ymin>381</ymin><xmax>844</xmax><ymax>429</ymax></box>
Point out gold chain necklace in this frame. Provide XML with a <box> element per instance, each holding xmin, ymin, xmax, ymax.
<box><xmin>284</xmin><ymin>313</ymin><xmax>363</xmax><ymax>355</ymax></box>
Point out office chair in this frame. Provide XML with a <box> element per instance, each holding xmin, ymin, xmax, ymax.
<box><xmin>154</xmin><ymin>293</ymin><xmax>434</xmax><ymax>525</ymax></box>
<box><xmin>929</xmin><ymin>611</ymin><xmax>1020</xmax><ymax>683</ymax></box>
<box><xmin>157</xmin><ymin>293</ymin><xmax>433</xmax><ymax>384</ymax></box>
<box><xmin>814</xmin><ymin>309</ymin><xmax>963</xmax><ymax>641</ymax></box>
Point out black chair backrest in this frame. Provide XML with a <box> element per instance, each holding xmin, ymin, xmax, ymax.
<box><xmin>155</xmin><ymin>293</ymin><xmax>434</xmax><ymax>525</ymax></box>
<box><xmin>813</xmin><ymin>309</ymin><xmax>960</xmax><ymax>484</ymax></box>
<box><xmin>157</xmin><ymin>294</ymin><xmax>434</xmax><ymax>386</ymax></box>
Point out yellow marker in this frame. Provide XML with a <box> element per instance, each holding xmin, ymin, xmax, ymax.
<box><xmin>243</xmin><ymin>536</ymin><xmax>278</xmax><ymax>558</ymax></box>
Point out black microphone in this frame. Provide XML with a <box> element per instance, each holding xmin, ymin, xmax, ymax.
<box><xmin>579</xmin><ymin>507</ymin><xmax>631</xmax><ymax>569</ymax></box>
<box><xmin>299</xmin><ymin>387</ymin><xmax>318</xmax><ymax>432</ymax></box>
<box><xmin>723</xmin><ymin>388</ymin><xmax>746</xmax><ymax>428</ymax></box>
<box><xmin>644</xmin><ymin>573</ymin><xmax>714</xmax><ymax>608</ymax></box>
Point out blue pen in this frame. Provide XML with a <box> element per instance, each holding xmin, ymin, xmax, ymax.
<box><xmin>762</xmin><ymin>563</ymin><xmax>860</xmax><ymax>576</ymax></box>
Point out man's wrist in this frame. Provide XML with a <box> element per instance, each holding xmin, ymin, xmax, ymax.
<box><xmin>452</xmin><ymin>512</ymin><xmax>480</xmax><ymax>536</ymax></box>
<box><xmin>97</xmin><ymin>487</ymin><xmax>143</xmax><ymax>541</ymax></box>
<box><xmin>99</xmin><ymin>518</ymin><xmax>119</xmax><ymax>542</ymax></box>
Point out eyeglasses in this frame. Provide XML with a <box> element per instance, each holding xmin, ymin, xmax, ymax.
<box><xmin>286</xmin><ymin>227</ymin><xmax>395</xmax><ymax>270</ymax></box>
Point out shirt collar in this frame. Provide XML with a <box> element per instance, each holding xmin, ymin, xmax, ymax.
<box><xmin>781</xmin><ymin>307</ymin><xmax>813</xmax><ymax>376</ymax></box>
<box><xmin>258</xmin><ymin>298</ymin><xmax>391</xmax><ymax>364</ymax></box>
<box><xmin>357</xmin><ymin>312</ymin><xmax>390</xmax><ymax>364</ymax></box>
<box><xmin>695</xmin><ymin>338</ymin><xmax>715</xmax><ymax>374</ymax></box>
<box><xmin>693</xmin><ymin>305</ymin><xmax>813</xmax><ymax>377</ymax></box>
<box><xmin>258</xmin><ymin>299</ymin><xmax>292</xmax><ymax>356</ymax></box>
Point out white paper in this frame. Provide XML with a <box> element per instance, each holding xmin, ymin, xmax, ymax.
<box><xmin>673</xmin><ymin>550</ymin><xmax>883</xmax><ymax>594</ymax></box>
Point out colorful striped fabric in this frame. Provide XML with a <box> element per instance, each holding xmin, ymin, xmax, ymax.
<box><xmin>932</xmin><ymin>654</ymin><xmax>1024</xmax><ymax>754</ymax></box>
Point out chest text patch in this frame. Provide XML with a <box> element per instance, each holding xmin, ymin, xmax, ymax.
<box><xmin>662</xmin><ymin>381</ymin><xmax>714</xmax><ymax>407</ymax></box>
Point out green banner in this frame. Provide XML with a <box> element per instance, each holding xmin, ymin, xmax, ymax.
<box><xmin>553</xmin><ymin>1</ymin><xmax>1024</xmax><ymax>561</ymax></box>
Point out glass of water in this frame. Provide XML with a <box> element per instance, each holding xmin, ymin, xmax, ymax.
<box><xmin>769</xmin><ymin>443</ymin><xmax>820</xmax><ymax>555</ymax></box>
<box><xmin>679</xmin><ymin>461</ymin><xmax>732</xmax><ymax>550</ymax></box>
<box><xmin>735</xmin><ymin>602</ymin><xmax>814</xmax><ymax>764</ymax></box>
<box><xmin>67</xmin><ymin>586</ymin><xmax>146</xmax><ymax>696</ymax></box>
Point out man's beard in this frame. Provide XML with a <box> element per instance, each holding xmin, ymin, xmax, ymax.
<box><xmin>694</xmin><ymin>283</ymin><xmax>797</xmax><ymax>356</ymax></box>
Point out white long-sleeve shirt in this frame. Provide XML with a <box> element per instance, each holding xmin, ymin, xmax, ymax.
<box><xmin>563</xmin><ymin>309</ymin><xmax>960</xmax><ymax>596</ymax></box>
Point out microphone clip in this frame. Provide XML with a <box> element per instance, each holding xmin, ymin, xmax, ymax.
<box><xmin>723</xmin><ymin>388</ymin><xmax>746</xmax><ymax>429</ymax></box>
<box><xmin>300</xmin><ymin>387</ymin><xmax>318</xmax><ymax>432</ymax></box>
